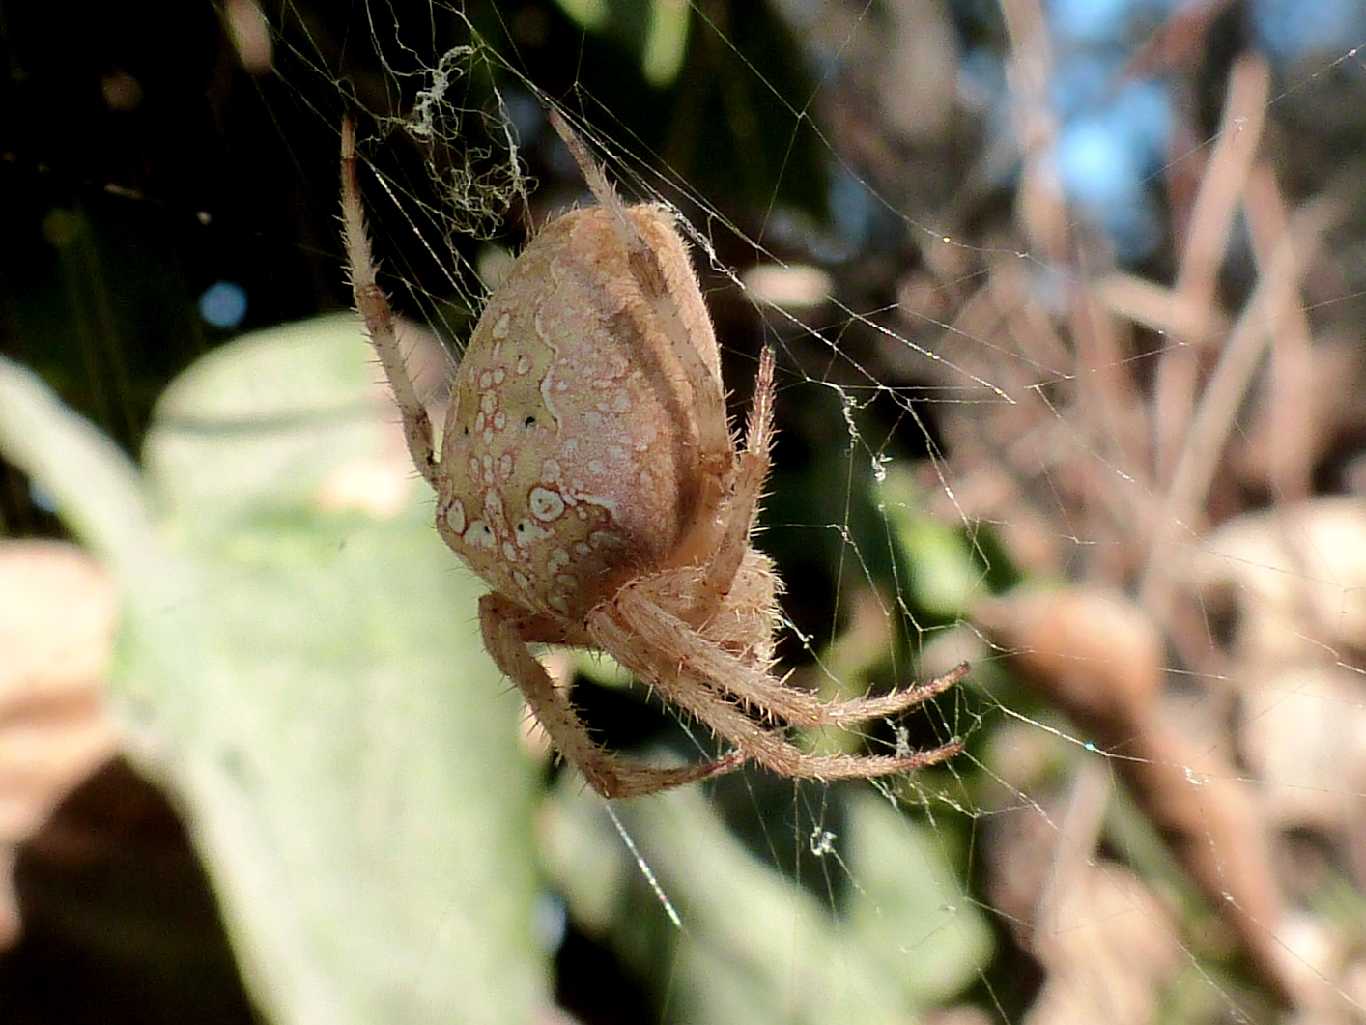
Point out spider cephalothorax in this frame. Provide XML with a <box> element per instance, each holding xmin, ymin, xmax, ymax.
<box><xmin>341</xmin><ymin>112</ymin><xmax>966</xmax><ymax>798</ymax></box>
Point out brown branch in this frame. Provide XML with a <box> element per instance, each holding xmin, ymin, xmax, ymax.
<box><xmin>1152</xmin><ymin>55</ymin><xmax>1269</xmax><ymax>482</ymax></box>
<box><xmin>974</xmin><ymin>586</ymin><xmax>1303</xmax><ymax>1007</ymax></box>
<box><xmin>1140</xmin><ymin>198</ymin><xmax>1337</xmax><ymax>613</ymax></box>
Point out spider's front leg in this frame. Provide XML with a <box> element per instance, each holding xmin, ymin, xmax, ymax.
<box><xmin>478</xmin><ymin>594</ymin><xmax>743</xmax><ymax>799</ymax></box>
<box><xmin>340</xmin><ymin>117</ymin><xmax>439</xmax><ymax>489</ymax></box>
<box><xmin>547</xmin><ymin>110</ymin><xmax>733</xmax><ymax>481</ymax></box>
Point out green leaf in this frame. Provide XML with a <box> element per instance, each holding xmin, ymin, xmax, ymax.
<box><xmin>544</xmin><ymin>779</ymin><xmax>991</xmax><ymax>1023</ymax></box>
<box><xmin>641</xmin><ymin>0</ymin><xmax>691</xmax><ymax>87</ymax></box>
<box><xmin>0</xmin><ymin>355</ymin><xmax>158</xmax><ymax>573</ymax></box>
<box><xmin>553</xmin><ymin>0</ymin><xmax>608</xmax><ymax>30</ymax></box>
<box><xmin>0</xmin><ymin>318</ymin><xmax>547</xmax><ymax>1025</ymax></box>
<box><xmin>879</xmin><ymin>467</ymin><xmax>986</xmax><ymax>616</ymax></box>
<box><xmin>844</xmin><ymin>794</ymin><xmax>994</xmax><ymax>1003</ymax></box>
<box><xmin>551</xmin><ymin>0</ymin><xmax>691</xmax><ymax>87</ymax></box>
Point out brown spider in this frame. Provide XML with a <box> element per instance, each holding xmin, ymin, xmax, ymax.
<box><xmin>339</xmin><ymin>112</ymin><xmax>967</xmax><ymax>798</ymax></box>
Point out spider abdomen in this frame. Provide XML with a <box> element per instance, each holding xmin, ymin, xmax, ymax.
<box><xmin>435</xmin><ymin>205</ymin><xmax>727</xmax><ymax>620</ymax></box>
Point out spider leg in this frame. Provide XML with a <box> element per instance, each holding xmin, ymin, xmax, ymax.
<box><xmin>479</xmin><ymin>594</ymin><xmax>743</xmax><ymax>799</ymax></box>
<box><xmin>588</xmin><ymin>604</ymin><xmax>964</xmax><ymax>782</ymax></box>
<box><xmin>340</xmin><ymin>117</ymin><xmax>439</xmax><ymax>489</ymax></box>
<box><xmin>548</xmin><ymin>110</ymin><xmax>732</xmax><ymax>479</ymax></box>
<box><xmin>616</xmin><ymin>585</ymin><xmax>968</xmax><ymax>728</ymax></box>
<box><xmin>684</xmin><ymin>346</ymin><xmax>777</xmax><ymax>621</ymax></box>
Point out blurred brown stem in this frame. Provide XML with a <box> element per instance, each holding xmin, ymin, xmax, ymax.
<box><xmin>1152</xmin><ymin>55</ymin><xmax>1268</xmax><ymax>483</ymax></box>
<box><xmin>975</xmin><ymin>588</ymin><xmax>1303</xmax><ymax>1007</ymax></box>
<box><xmin>1140</xmin><ymin>197</ymin><xmax>1336</xmax><ymax>616</ymax></box>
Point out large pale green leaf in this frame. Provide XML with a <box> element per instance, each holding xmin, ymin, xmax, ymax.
<box><xmin>0</xmin><ymin>316</ymin><xmax>546</xmax><ymax>1025</ymax></box>
<box><xmin>544</xmin><ymin>778</ymin><xmax>992</xmax><ymax>1024</ymax></box>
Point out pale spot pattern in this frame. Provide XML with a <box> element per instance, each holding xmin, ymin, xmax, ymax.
<box><xmin>445</xmin><ymin>498</ymin><xmax>466</xmax><ymax>534</ymax></box>
<box><xmin>465</xmin><ymin>520</ymin><xmax>496</xmax><ymax>550</ymax></box>
<box><xmin>529</xmin><ymin>486</ymin><xmax>566</xmax><ymax>522</ymax></box>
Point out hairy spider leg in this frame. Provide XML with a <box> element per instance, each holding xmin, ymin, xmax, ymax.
<box><xmin>548</xmin><ymin>110</ymin><xmax>733</xmax><ymax>483</ymax></box>
<box><xmin>340</xmin><ymin>118</ymin><xmax>440</xmax><ymax>489</ymax></box>
<box><xmin>589</xmin><ymin>607</ymin><xmax>964</xmax><ymax>782</ymax></box>
<box><xmin>479</xmin><ymin>593</ymin><xmax>744</xmax><ymax>799</ymax></box>
<box><xmin>614</xmin><ymin>582</ymin><xmax>969</xmax><ymax>729</ymax></box>
<box><xmin>684</xmin><ymin>345</ymin><xmax>778</xmax><ymax>620</ymax></box>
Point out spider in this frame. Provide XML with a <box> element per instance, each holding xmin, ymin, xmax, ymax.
<box><xmin>339</xmin><ymin>111</ymin><xmax>968</xmax><ymax>798</ymax></box>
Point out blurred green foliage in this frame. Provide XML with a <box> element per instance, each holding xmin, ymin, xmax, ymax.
<box><xmin>547</xmin><ymin>781</ymin><xmax>991</xmax><ymax>1025</ymax></box>
<box><xmin>0</xmin><ymin>320</ymin><xmax>545</xmax><ymax>1025</ymax></box>
<box><xmin>552</xmin><ymin>0</ymin><xmax>692</xmax><ymax>87</ymax></box>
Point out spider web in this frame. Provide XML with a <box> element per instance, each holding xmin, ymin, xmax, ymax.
<box><xmin>8</xmin><ymin>1</ymin><xmax>1357</xmax><ymax>1022</ymax></box>
<box><xmin>256</xmin><ymin>2</ymin><xmax>1366</xmax><ymax>1022</ymax></box>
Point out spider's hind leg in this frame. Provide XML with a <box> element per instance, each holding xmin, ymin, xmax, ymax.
<box><xmin>590</xmin><ymin>599</ymin><xmax>964</xmax><ymax>784</ymax></box>
<box><xmin>479</xmin><ymin>594</ymin><xmax>742</xmax><ymax>799</ymax></box>
<box><xmin>618</xmin><ymin>582</ymin><xmax>968</xmax><ymax>729</ymax></box>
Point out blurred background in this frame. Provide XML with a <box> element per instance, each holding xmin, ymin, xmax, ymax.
<box><xmin>1</xmin><ymin>1</ymin><xmax>1364</xmax><ymax>1023</ymax></box>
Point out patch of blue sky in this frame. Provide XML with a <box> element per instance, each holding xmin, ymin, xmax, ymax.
<box><xmin>198</xmin><ymin>281</ymin><xmax>248</xmax><ymax>330</ymax></box>
<box><xmin>828</xmin><ymin>165</ymin><xmax>876</xmax><ymax>250</ymax></box>
<box><xmin>1048</xmin><ymin>51</ymin><xmax>1118</xmax><ymax>119</ymax></box>
<box><xmin>1055</xmin><ymin>115</ymin><xmax>1163</xmax><ymax>259</ymax></box>
<box><xmin>1056</xmin><ymin>116</ymin><xmax>1146</xmax><ymax>208</ymax></box>
<box><xmin>958</xmin><ymin>45</ymin><xmax>1007</xmax><ymax>111</ymax></box>
<box><xmin>1252</xmin><ymin>0</ymin><xmax>1366</xmax><ymax>61</ymax></box>
<box><xmin>1109</xmin><ymin>78</ymin><xmax>1172</xmax><ymax>165</ymax></box>
<box><xmin>949</xmin><ymin>0</ymin><xmax>1358</xmax><ymax>259</ymax></box>
<box><xmin>952</xmin><ymin>27</ymin><xmax>1175</xmax><ymax>260</ymax></box>
<box><xmin>1034</xmin><ymin>0</ymin><xmax>1177</xmax><ymax>262</ymax></box>
<box><xmin>1049</xmin><ymin>50</ymin><xmax>1171</xmax><ymax>157</ymax></box>
<box><xmin>1046</xmin><ymin>0</ymin><xmax>1185</xmax><ymax>43</ymax></box>
<box><xmin>1048</xmin><ymin>0</ymin><xmax>1132</xmax><ymax>44</ymax></box>
<box><xmin>1046</xmin><ymin>46</ymin><xmax>1172</xmax><ymax>258</ymax></box>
